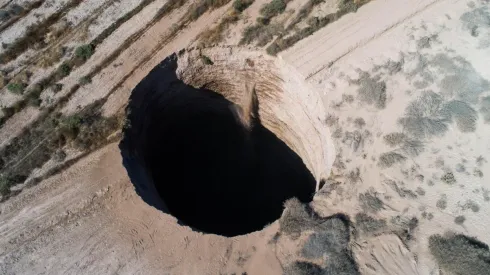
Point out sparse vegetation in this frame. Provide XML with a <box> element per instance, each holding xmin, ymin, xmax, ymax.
<box><xmin>266</xmin><ymin>0</ymin><xmax>370</xmax><ymax>55</ymax></box>
<box><xmin>378</xmin><ymin>151</ymin><xmax>407</xmax><ymax>168</ymax></box>
<box><xmin>436</xmin><ymin>195</ymin><xmax>447</xmax><ymax>209</ymax></box>
<box><xmin>189</xmin><ymin>0</ymin><xmax>232</xmax><ymax>21</ymax></box>
<box><xmin>0</xmin><ymin>101</ymin><xmax>122</xmax><ymax>193</ymax></box>
<box><xmin>429</xmin><ymin>233</ymin><xmax>490</xmax><ymax>275</ymax></box>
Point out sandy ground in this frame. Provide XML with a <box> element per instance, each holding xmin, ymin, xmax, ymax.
<box><xmin>1</xmin><ymin>0</ymin><xmax>489</xmax><ymax>274</ymax></box>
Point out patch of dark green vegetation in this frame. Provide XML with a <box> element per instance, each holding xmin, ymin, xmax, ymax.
<box><xmin>266</xmin><ymin>0</ymin><xmax>370</xmax><ymax>55</ymax></box>
<box><xmin>232</xmin><ymin>0</ymin><xmax>254</xmax><ymax>12</ymax></box>
<box><xmin>429</xmin><ymin>233</ymin><xmax>490</xmax><ymax>275</ymax></box>
<box><xmin>6</xmin><ymin>82</ymin><xmax>25</xmax><ymax>94</ymax></box>
<box><xmin>74</xmin><ymin>44</ymin><xmax>95</xmax><ymax>61</ymax></box>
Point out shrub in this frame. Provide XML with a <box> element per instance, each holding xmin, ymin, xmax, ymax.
<box><xmin>53</xmin><ymin>83</ymin><xmax>63</xmax><ymax>92</ymax></box>
<box><xmin>378</xmin><ymin>151</ymin><xmax>407</xmax><ymax>168</ymax></box>
<box><xmin>58</xmin><ymin>63</ymin><xmax>71</xmax><ymax>77</ymax></box>
<box><xmin>0</xmin><ymin>176</ymin><xmax>11</xmax><ymax>196</ymax></box>
<box><xmin>75</xmin><ymin>44</ymin><xmax>94</xmax><ymax>61</ymax></box>
<box><xmin>260</xmin><ymin>0</ymin><xmax>287</xmax><ymax>19</ymax></box>
<box><xmin>7</xmin><ymin>82</ymin><xmax>25</xmax><ymax>94</ymax></box>
<box><xmin>233</xmin><ymin>0</ymin><xmax>254</xmax><ymax>12</ymax></box>
<box><xmin>383</xmin><ymin>132</ymin><xmax>406</xmax><ymax>147</ymax></box>
<box><xmin>429</xmin><ymin>234</ymin><xmax>490</xmax><ymax>275</ymax></box>
<box><xmin>441</xmin><ymin>171</ymin><xmax>456</xmax><ymax>184</ymax></box>
<box><xmin>355</xmin><ymin>212</ymin><xmax>386</xmax><ymax>233</ymax></box>
<box><xmin>353</xmin><ymin>117</ymin><xmax>365</xmax><ymax>128</ymax></box>
<box><xmin>399</xmin><ymin>91</ymin><xmax>449</xmax><ymax>138</ymax></box>
<box><xmin>79</xmin><ymin>76</ymin><xmax>91</xmax><ymax>85</ymax></box>
<box><xmin>442</xmin><ymin>100</ymin><xmax>478</xmax><ymax>132</ymax></box>
<box><xmin>201</xmin><ymin>55</ymin><xmax>214</xmax><ymax>65</ymax></box>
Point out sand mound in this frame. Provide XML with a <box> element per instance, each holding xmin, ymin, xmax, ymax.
<box><xmin>120</xmin><ymin>47</ymin><xmax>335</xmax><ymax>236</ymax></box>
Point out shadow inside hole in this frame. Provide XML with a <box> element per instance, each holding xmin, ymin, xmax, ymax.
<box><xmin>120</xmin><ymin>54</ymin><xmax>316</xmax><ymax>237</ymax></box>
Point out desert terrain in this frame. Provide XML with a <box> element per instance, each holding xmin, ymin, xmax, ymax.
<box><xmin>0</xmin><ymin>0</ymin><xmax>489</xmax><ymax>274</ymax></box>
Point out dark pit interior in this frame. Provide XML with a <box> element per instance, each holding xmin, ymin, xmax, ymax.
<box><xmin>120</xmin><ymin>54</ymin><xmax>316</xmax><ymax>237</ymax></box>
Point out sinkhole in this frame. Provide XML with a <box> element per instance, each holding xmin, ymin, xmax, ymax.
<box><xmin>120</xmin><ymin>47</ymin><xmax>335</xmax><ymax>237</ymax></box>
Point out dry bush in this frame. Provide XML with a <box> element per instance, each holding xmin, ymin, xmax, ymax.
<box><xmin>378</xmin><ymin>151</ymin><xmax>407</xmax><ymax>168</ymax></box>
<box><xmin>442</xmin><ymin>100</ymin><xmax>478</xmax><ymax>132</ymax></box>
<box><xmin>355</xmin><ymin>212</ymin><xmax>386</xmax><ymax>234</ymax></box>
<box><xmin>37</xmin><ymin>46</ymin><xmax>65</xmax><ymax>68</ymax></box>
<box><xmin>398</xmin><ymin>91</ymin><xmax>449</xmax><ymax>139</ymax></box>
<box><xmin>279</xmin><ymin>198</ymin><xmax>313</xmax><ymax>238</ymax></box>
<box><xmin>355</xmin><ymin>73</ymin><xmax>387</xmax><ymax>109</ymax></box>
<box><xmin>266</xmin><ymin>0</ymin><xmax>369</xmax><ymax>55</ymax></box>
<box><xmin>480</xmin><ymin>96</ymin><xmax>490</xmax><ymax>122</ymax></box>
<box><xmin>284</xmin><ymin>261</ymin><xmax>324</xmax><ymax>275</ymax></box>
<box><xmin>383</xmin><ymin>132</ymin><xmax>406</xmax><ymax>147</ymax></box>
<box><xmin>440</xmin><ymin>171</ymin><xmax>456</xmax><ymax>185</ymax></box>
<box><xmin>401</xmin><ymin>138</ymin><xmax>424</xmax><ymax>157</ymax></box>
<box><xmin>429</xmin><ymin>233</ymin><xmax>490</xmax><ymax>275</ymax></box>
<box><xmin>199</xmin><ymin>10</ymin><xmax>240</xmax><ymax>45</ymax></box>
<box><xmin>353</xmin><ymin>117</ymin><xmax>365</xmax><ymax>128</ymax></box>
<box><xmin>359</xmin><ymin>190</ymin><xmax>384</xmax><ymax>213</ymax></box>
